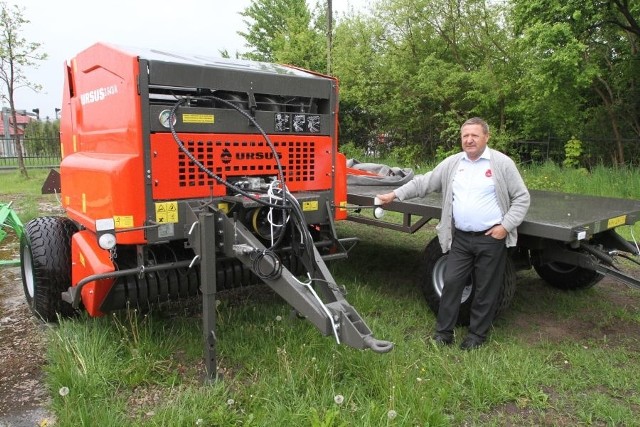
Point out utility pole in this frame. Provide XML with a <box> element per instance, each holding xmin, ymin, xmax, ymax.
<box><xmin>327</xmin><ymin>0</ymin><xmax>333</xmax><ymax>75</ymax></box>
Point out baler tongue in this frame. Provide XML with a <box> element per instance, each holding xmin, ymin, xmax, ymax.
<box><xmin>187</xmin><ymin>201</ymin><xmax>393</xmax><ymax>373</ymax></box>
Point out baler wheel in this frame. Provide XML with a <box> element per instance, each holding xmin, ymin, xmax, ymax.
<box><xmin>20</xmin><ymin>216</ymin><xmax>77</xmax><ymax>322</ymax></box>
<box><xmin>419</xmin><ymin>236</ymin><xmax>516</xmax><ymax>326</ymax></box>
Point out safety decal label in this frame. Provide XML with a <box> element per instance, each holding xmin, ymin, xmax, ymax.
<box><xmin>274</xmin><ymin>113</ymin><xmax>321</xmax><ymax>133</ymax></box>
<box><xmin>114</xmin><ymin>215</ymin><xmax>134</xmax><ymax>229</ymax></box>
<box><xmin>182</xmin><ymin>113</ymin><xmax>215</xmax><ymax>124</ymax></box>
<box><xmin>607</xmin><ymin>215</ymin><xmax>626</xmax><ymax>229</ymax></box>
<box><xmin>302</xmin><ymin>201</ymin><xmax>318</xmax><ymax>211</ymax></box>
<box><xmin>155</xmin><ymin>202</ymin><xmax>179</xmax><ymax>223</ymax></box>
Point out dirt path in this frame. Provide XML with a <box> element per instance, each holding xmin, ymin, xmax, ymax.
<box><xmin>0</xmin><ymin>238</ymin><xmax>55</xmax><ymax>426</ymax></box>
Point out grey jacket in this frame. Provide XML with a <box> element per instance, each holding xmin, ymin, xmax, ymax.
<box><xmin>393</xmin><ymin>148</ymin><xmax>530</xmax><ymax>252</ymax></box>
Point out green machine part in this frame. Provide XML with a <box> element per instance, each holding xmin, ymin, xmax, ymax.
<box><xmin>0</xmin><ymin>202</ymin><xmax>24</xmax><ymax>267</ymax></box>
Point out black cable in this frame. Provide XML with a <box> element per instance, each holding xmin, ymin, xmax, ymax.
<box><xmin>167</xmin><ymin>94</ymin><xmax>332</xmax><ymax>278</ymax></box>
<box><xmin>250</xmin><ymin>249</ymin><xmax>282</xmax><ymax>280</ymax></box>
<box><xmin>168</xmin><ymin>98</ymin><xmax>288</xmax><ymax>211</ymax></box>
<box><xmin>168</xmin><ymin>97</ymin><xmax>291</xmax><ymax>251</ymax></box>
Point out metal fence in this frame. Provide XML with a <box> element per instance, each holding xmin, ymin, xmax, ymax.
<box><xmin>0</xmin><ymin>137</ymin><xmax>61</xmax><ymax>169</ymax></box>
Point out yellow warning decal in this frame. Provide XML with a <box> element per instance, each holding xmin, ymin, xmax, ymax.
<box><xmin>607</xmin><ymin>215</ymin><xmax>626</xmax><ymax>229</ymax></box>
<box><xmin>114</xmin><ymin>216</ymin><xmax>134</xmax><ymax>229</ymax></box>
<box><xmin>217</xmin><ymin>202</ymin><xmax>229</xmax><ymax>214</ymax></box>
<box><xmin>302</xmin><ymin>201</ymin><xmax>319</xmax><ymax>211</ymax></box>
<box><xmin>79</xmin><ymin>252</ymin><xmax>85</xmax><ymax>267</ymax></box>
<box><xmin>182</xmin><ymin>113</ymin><xmax>215</xmax><ymax>124</ymax></box>
<box><xmin>155</xmin><ymin>201</ymin><xmax>179</xmax><ymax>223</ymax></box>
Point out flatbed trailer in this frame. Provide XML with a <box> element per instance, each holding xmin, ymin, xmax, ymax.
<box><xmin>346</xmin><ymin>184</ymin><xmax>640</xmax><ymax>323</ymax></box>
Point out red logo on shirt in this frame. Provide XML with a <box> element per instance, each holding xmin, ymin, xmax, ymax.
<box><xmin>485</xmin><ymin>169</ymin><xmax>492</xmax><ymax>177</ymax></box>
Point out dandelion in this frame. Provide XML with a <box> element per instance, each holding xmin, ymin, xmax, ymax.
<box><xmin>275</xmin><ymin>315</ymin><xmax>282</xmax><ymax>322</ymax></box>
<box><xmin>227</xmin><ymin>398</ymin><xmax>235</xmax><ymax>406</ymax></box>
<box><xmin>416</xmin><ymin>377</ymin><xmax>423</xmax><ymax>382</ymax></box>
<box><xmin>387</xmin><ymin>409</ymin><xmax>397</xmax><ymax>420</ymax></box>
<box><xmin>196</xmin><ymin>419</ymin><xmax>204</xmax><ymax>426</ymax></box>
<box><xmin>58</xmin><ymin>386</ymin><xmax>69</xmax><ymax>397</ymax></box>
<box><xmin>334</xmin><ymin>394</ymin><xmax>344</xmax><ymax>405</ymax></box>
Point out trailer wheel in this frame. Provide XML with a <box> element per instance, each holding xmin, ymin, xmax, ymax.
<box><xmin>419</xmin><ymin>236</ymin><xmax>516</xmax><ymax>326</ymax></box>
<box><xmin>533</xmin><ymin>261</ymin><xmax>603</xmax><ymax>290</ymax></box>
<box><xmin>20</xmin><ymin>216</ymin><xmax>77</xmax><ymax>322</ymax></box>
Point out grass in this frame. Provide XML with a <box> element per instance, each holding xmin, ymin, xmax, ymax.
<box><xmin>0</xmin><ymin>168</ymin><xmax>58</xmax><ymax>223</ymax></box>
<box><xmin>4</xmin><ymin>162</ymin><xmax>640</xmax><ymax>426</ymax></box>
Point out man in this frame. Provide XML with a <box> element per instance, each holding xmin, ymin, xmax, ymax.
<box><xmin>376</xmin><ymin>117</ymin><xmax>530</xmax><ymax>350</ymax></box>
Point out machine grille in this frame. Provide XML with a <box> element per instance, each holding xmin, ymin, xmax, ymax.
<box><xmin>150</xmin><ymin>132</ymin><xmax>332</xmax><ymax>198</ymax></box>
<box><xmin>177</xmin><ymin>138</ymin><xmax>317</xmax><ymax>188</ymax></box>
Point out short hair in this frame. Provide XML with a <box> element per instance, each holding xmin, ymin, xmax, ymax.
<box><xmin>461</xmin><ymin>117</ymin><xmax>489</xmax><ymax>135</ymax></box>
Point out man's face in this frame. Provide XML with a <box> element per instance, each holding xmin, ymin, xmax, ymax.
<box><xmin>460</xmin><ymin>124</ymin><xmax>489</xmax><ymax>161</ymax></box>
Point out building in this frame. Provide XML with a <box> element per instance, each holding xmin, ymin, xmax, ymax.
<box><xmin>0</xmin><ymin>108</ymin><xmax>37</xmax><ymax>156</ymax></box>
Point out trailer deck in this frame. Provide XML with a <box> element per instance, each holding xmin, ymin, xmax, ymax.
<box><xmin>347</xmin><ymin>186</ymin><xmax>640</xmax><ymax>244</ymax></box>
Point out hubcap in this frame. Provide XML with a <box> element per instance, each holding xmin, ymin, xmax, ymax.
<box><xmin>432</xmin><ymin>255</ymin><xmax>473</xmax><ymax>303</ymax></box>
<box><xmin>22</xmin><ymin>245</ymin><xmax>35</xmax><ymax>298</ymax></box>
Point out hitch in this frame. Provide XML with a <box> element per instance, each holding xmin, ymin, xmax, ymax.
<box><xmin>187</xmin><ymin>203</ymin><xmax>394</xmax><ymax>380</ymax></box>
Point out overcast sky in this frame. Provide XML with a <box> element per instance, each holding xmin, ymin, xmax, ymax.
<box><xmin>10</xmin><ymin>0</ymin><xmax>367</xmax><ymax>121</ymax></box>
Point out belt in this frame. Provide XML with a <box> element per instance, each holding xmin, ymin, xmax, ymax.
<box><xmin>455</xmin><ymin>228</ymin><xmax>491</xmax><ymax>236</ymax></box>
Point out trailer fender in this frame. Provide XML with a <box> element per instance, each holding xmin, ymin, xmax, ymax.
<box><xmin>71</xmin><ymin>230</ymin><xmax>116</xmax><ymax>316</ymax></box>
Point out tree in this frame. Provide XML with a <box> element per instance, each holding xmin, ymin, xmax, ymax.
<box><xmin>239</xmin><ymin>0</ymin><xmax>325</xmax><ymax>71</ymax></box>
<box><xmin>510</xmin><ymin>0</ymin><xmax>640</xmax><ymax>165</ymax></box>
<box><xmin>332</xmin><ymin>0</ymin><xmax>521</xmax><ymax>155</ymax></box>
<box><xmin>0</xmin><ymin>1</ymin><xmax>47</xmax><ymax>177</ymax></box>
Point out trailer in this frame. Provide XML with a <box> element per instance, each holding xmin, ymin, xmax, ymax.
<box><xmin>346</xmin><ymin>181</ymin><xmax>640</xmax><ymax>324</ymax></box>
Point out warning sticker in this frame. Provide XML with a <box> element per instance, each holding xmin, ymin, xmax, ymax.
<box><xmin>182</xmin><ymin>113</ymin><xmax>215</xmax><ymax>124</ymax></box>
<box><xmin>114</xmin><ymin>215</ymin><xmax>134</xmax><ymax>229</ymax></box>
<box><xmin>607</xmin><ymin>215</ymin><xmax>626</xmax><ymax>229</ymax></box>
<box><xmin>155</xmin><ymin>202</ymin><xmax>179</xmax><ymax>223</ymax></box>
<box><xmin>302</xmin><ymin>201</ymin><xmax>318</xmax><ymax>212</ymax></box>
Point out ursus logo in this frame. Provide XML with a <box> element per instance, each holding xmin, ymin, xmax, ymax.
<box><xmin>221</xmin><ymin>148</ymin><xmax>232</xmax><ymax>164</ymax></box>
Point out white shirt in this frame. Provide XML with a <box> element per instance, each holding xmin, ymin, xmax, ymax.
<box><xmin>452</xmin><ymin>149</ymin><xmax>503</xmax><ymax>232</ymax></box>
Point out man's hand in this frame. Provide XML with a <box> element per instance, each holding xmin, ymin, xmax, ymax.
<box><xmin>486</xmin><ymin>224</ymin><xmax>507</xmax><ymax>239</ymax></box>
<box><xmin>375</xmin><ymin>192</ymin><xmax>396</xmax><ymax>205</ymax></box>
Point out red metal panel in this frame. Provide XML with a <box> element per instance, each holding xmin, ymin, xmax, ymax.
<box><xmin>151</xmin><ymin>133</ymin><xmax>334</xmax><ymax>200</ymax></box>
<box><xmin>334</xmin><ymin>153</ymin><xmax>348</xmax><ymax>220</ymax></box>
<box><xmin>61</xmin><ymin>152</ymin><xmax>146</xmax><ymax>244</ymax></box>
<box><xmin>71</xmin><ymin>230</ymin><xmax>115</xmax><ymax>317</ymax></box>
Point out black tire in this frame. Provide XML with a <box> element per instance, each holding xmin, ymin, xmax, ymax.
<box><xmin>20</xmin><ymin>216</ymin><xmax>78</xmax><ymax>322</ymax></box>
<box><xmin>419</xmin><ymin>236</ymin><xmax>516</xmax><ymax>326</ymax></box>
<box><xmin>533</xmin><ymin>261</ymin><xmax>603</xmax><ymax>290</ymax></box>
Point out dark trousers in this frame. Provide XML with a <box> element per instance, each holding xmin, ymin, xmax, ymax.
<box><xmin>436</xmin><ymin>229</ymin><xmax>507</xmax><ymax>340</ymax></box>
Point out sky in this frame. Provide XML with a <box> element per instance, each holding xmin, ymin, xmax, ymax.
<box><xmin>9</xmin><ymin>0</ymin><xmax>368</xmax><ymax>121</ymax></box>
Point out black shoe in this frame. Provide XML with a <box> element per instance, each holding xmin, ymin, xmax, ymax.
<box><xmin>431</xmin><ymin>334</ymin><xmax>453</xmax><ymax>346</ymax></box>
<box><xmin>460</xmin><ymin>336</ymin><xmax>485</xmax><ymax>350</ymax></box>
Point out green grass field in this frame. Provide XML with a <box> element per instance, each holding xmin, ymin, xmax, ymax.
<box><xmin>2</xmin><ymin>163</ymin><xmax>640</xmax><ymax>426</ymax></box>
